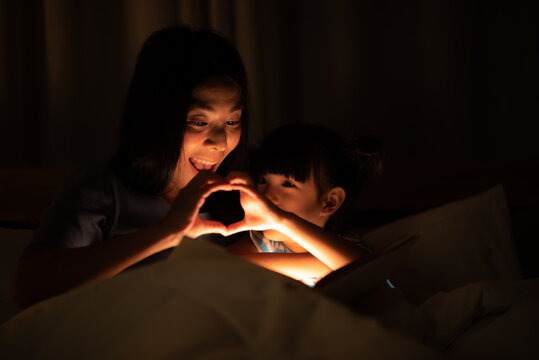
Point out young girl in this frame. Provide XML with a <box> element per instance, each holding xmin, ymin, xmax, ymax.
<box><xmin>13</xmin><ymin>26</ymin><xmax>249</xmax><ymax>308</ymax></box>
<box><xmin>226</xmin><ymin>124</ymin><xmax>382</xmax><ymax>285</ymax></box>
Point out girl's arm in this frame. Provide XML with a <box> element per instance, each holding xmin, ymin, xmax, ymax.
<box><xmin>273</xmin><ymin>210</ymin><xmax>369</xmax><ymax>270</ymax></box>
<box><xmin>236</xmin><ymin>253</ymin><xmax>332</xmax><ymax>282</ymax></box>
<box><xmin>12</xmin><ymin>171</ymin><xmax>233</xmax><ymax>309</ymax></box>
<box><xmin>226</xmin><ymin>175</ymin><xmax>370</xmax><ymax>271</ymax></box>
<box><xmin>227</xmin><ymin>234</ymin><xmax>332</xmax><ymax>281</ymax></box>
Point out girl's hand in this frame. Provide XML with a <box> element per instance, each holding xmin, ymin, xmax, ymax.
<box><xmin>164</xmin><ymin>171</ymin><xmax>235</xmax><ymax>240</ymax></box>
<box><xmin>225</xmin><ymin>172</ymin><xmax>285</xmax><ymax>235</ymax></box>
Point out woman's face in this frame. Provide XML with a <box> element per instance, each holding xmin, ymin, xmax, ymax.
<box><xmin>176</xmin><ymin>84</ymin><xmax>242</xmax><ymax>189</ymax></box>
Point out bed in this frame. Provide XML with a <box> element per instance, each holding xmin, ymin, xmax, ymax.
<box><xmin>1</xmin><ymin>163</ymin><xmax>538</xmax><ymax>359</ymax></box>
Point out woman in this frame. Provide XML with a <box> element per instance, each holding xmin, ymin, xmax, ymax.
<box><xmin>12</xmin><ymin>26</ymin><xmax>249</xmax><ymax>309</ymax></box>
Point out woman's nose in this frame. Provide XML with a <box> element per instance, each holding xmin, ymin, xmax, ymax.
<box><xmin>205</xmin><ymin>126</ymin><xmax>227</xmax><ymax>151</ymax></box>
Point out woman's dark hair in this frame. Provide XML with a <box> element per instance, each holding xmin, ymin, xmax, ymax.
<box><xmin>251</xmin><ymin>124</ymin><xmax>382</xmax><ymax>200</ymax></box>
<box><xmin>109</xmin><ymin>26</ymin><xmax>248</xmax><ymax>195</ymax></box>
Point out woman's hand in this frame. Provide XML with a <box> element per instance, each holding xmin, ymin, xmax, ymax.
<box><xmin>164</xmin><ymin>171</ymin><xmax>236</xmax><ymax>240</ymax></box>
<box><xmin>225</xmin><ymin>172</ymin><xmax>286</xmax><ymax>235</ymax></box>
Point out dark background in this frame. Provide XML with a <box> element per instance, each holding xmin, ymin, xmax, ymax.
<box><xmin>1</xmin><ymin>0</ymin><xmax>538</xmax><ymax>167</ymax></box>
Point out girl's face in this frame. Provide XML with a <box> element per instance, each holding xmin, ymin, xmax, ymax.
<box><xmin>176</xmin><ymin>84</ymin><xmax>243</xmax><ymax>189</ymax></box>
<box><xmin>257</xmin><ymin>172</ymin><xmax>325</xmax><ymax>240</ymax></box>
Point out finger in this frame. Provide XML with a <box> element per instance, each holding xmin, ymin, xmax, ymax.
<box><xmin>201</xmin><ymin>219</ymin><xmax>229</xmax><ymax>235</ymax></box>
<box><xmin>188</xmin><ymin>219</ymin><xmax>229</xmax><ymax>238</ymax></box>
<box><xmin>175</xmin><ymin>177</ymin><xmax>230</xmax><ymax>207</ymax></box>
<box><xmin>193</xmin><ymin>171</ymin><xmax>226</xmax><ymax>187</ymax></box>
<box><xmin>225</xmin><ymin>220</ymin><xmax>253</xmax><ymax>235</ymax></box>
<box><xmin>176</xmin><ymin>173</ymin><xmax>220</xmax><ymax>200</ymax></box>
<box><xmin>226</xmin><ymin>172</ymin><xmax>255</xmax><ymax>186</ymax></box>
<box><xmin>229</xmin><ymin>184</ymin><xmax>260</xmax><ymax>198</ymax></box>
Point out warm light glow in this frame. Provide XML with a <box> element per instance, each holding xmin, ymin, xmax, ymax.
<box><xmin>240</xmin><ymin>251</ymin><xmax>332</xmax><ymax>288</ymax></box>
<box><xmin>299</xmin><ymin>277</ymin><xmax>317</xmax><ymax>287</ymax></box>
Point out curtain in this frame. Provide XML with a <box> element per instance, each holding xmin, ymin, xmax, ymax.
<box><xmin>1</xmin><ymin>0</ymin><xmax>538</xmax><ymax>167</ymax></box>
<box><xmin>1</xmin><ymin>0</ymin><xmax>47</xmax><ymax>166</ymax></box>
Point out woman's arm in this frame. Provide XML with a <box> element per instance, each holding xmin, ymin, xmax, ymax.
<box><xmin>12</xmin><ymin>171</ymin><xmax>234</xmax><ymax>309</ymax></box>
<box><xmin>12</xmin><ymin>221</ymin><xmax>179</xmax><ymax>309</ymax></box>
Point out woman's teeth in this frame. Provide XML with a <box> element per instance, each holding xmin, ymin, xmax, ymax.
<box><xmin>190</xmin><ymin>157</ymin><xmax>216</xmax><ymax>171</ymax></box>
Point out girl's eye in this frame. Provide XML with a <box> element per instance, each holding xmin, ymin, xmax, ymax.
<box><xmin>256</xmin><ymin>176</ymin><xmax>267</xmax><ymax>185</ymax></box>
<box><xmin>226</xmin><ymin>119</ymin><xmax>241</xmax><ymax>127</ymax></box>
<box><xmin>282</xmin><ymin>180</ymin><xmax>296</xmax><ymax>188</ymax></box>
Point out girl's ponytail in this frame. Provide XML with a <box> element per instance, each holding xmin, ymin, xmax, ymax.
<box><xmin>348</xmin><ymin>137</ymin><xmax>383</xmax><ymax>194</ymax></box>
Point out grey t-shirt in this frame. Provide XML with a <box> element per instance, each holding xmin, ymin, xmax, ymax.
<box><xmin>26</xmin><ymin>166</ymin><xmax>174</xmax><ymax>265</ymax></box>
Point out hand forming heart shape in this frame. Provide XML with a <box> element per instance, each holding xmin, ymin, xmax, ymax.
<box><xmin>162</xmin><ymin>170</ymin><xmax>281</xmax><ymax>240</ymax></box>
<box><xmin>164</xmin><ymin>170</ymin><xmax>283</xmax><ymax>240</ymax></box>
<box><xmin>223</xmin><ymin>172</ymin><xmax>284</xmax><ymax>235</ymax></box>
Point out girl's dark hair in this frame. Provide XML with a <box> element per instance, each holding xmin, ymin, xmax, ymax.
<box><xmin>109</xmin><ymin>26</ymin><xmax>248</xmax><ymax>195</ymax></box>
<box><xmin>251</xmin><ymin>124</ymin><xmax>382</xmax><ymax>200</ymax></box>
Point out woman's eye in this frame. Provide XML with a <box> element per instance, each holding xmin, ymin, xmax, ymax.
<box><xmin>226</xmin><ymin>119</ymin><xmax>241</xmax><ymax>127</ymax></box>
<box><xmin>256</xmin><ymin>176</ymin><xmax>267</xmax><ymax>185</ymax></box>
<box><xmin>282</xmin><ymin>180</ymin><xmax>296</xmax><ymax>188</ymax></box>
<box><xmin>188</xmin><ymin>119</ymin><xmax>207</xmax><ymax>127</ymax></box>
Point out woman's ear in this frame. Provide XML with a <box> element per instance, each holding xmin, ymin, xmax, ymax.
<box><xmin>320</xmin><ymin>186</ymin><xmax>346</xmax><ymax>217</ymax></box>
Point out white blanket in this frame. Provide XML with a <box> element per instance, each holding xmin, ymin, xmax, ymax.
<box><xmin>1</xmin><ymin>238</ymin><xmax>439</xmax><ymax>360</ymax></box>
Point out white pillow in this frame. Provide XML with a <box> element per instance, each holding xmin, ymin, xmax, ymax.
<box><xmin>0</xmin><ymin>228</ymin><xmax>33</xmax><ymax>324</ymax></box>
<box><xmin>363</xmin><ymin>185</ymin><xmax>521</xmax><ymax>304</ymax></box>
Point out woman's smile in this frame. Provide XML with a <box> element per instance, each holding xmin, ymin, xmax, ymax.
<box><xmin>189</xmin><ymin>157</ymin><xmax>218</xmax><ymax>171</ymax></box>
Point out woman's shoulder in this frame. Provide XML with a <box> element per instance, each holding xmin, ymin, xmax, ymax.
<box><xmin>28</xmin><ymin>165</ymin><xmax>120</xmax><ymax>252</ymax></box>
<box><xmin>50</xmin><ymin>165</ymin><xmax>120</xmax><ymax>210</ymax></box>
<box><xmin>66</xmin><ymin>165</ymin><xmax>115</xmax><ymax>187</ymax></box>
<box><xmin>58</xmin><ymin>165</ymin><xmax>165</xmax><ymax>212</ymax></box>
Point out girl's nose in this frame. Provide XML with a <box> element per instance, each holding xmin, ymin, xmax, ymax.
<box><xmin>261</xmin><ymin>185</ymin><xmax>279</xmax><ymax>205</ymax></box>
